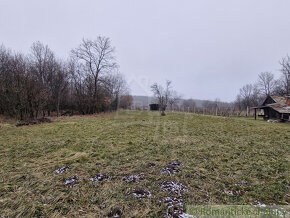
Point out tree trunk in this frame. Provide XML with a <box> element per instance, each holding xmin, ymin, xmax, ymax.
<box><xmin>57</xmin><ymin>96</ymin><xmax>60</xmax><ymax>117</ymax></box>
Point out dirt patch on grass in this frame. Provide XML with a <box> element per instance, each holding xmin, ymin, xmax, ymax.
<box><xmin>107</xmin><ymin>207</ymin><xmax>122</xmax><ymax>218</ymax></box>
<box><xmin>163</xmin><ymin>196</ymin><xmax>186</xmax><ymax>218</ymax></box>
<box><xmin>147</xmin><ymin>162</ymin><xmax>156</xmax><ymax>168</ymax></box>
<box><xmin>90</xmin><ymin>174</ymin><xmax>110</xmax><ymax>182</ymax></box>
<box><xmin>160</xmin><ymin>180</ymin><xmax>189</xmax><ymax>217</ymax></box>
<box><xmin>161</xmin><ymin>181</ymin><xmax>187</xmax><ymax>195</ymax></box>
<box><xmin>64</xmin><ymin>176</ymin><xmax>79</xmax><ymax>187</ymax></box>
<box><xmin>223</xmin><ymin>189</ymin><xmax>240</xmax><ymax>196</ymax></box>
<box><xmin>235</xmin><ymin>181</ymin><xmax>249</xmax><ymax>187</ymax></box>
<box><xmin>127</xmin><ymin>187</ymin><xmax>152</xmax><ymax>199</ymax></box>
<box><xmin>161</xmin><ymin>161</ymin><xmax>182</xmax><ymax>175</ymax></box>
<box><xmin>122</xmin><ymin>173</ymin><xmax>144</xmax><ymax>183</ymax></box>
<box><xmin>54</xmin><ymin>166</ymin><xmax>70</xmax><ymax>174</ymax></box>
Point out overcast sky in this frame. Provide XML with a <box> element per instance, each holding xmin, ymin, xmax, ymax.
<box><xmin>1</xmin><ymin>0</ymin><xmax>290</xmax><ymax>101</ymax></box>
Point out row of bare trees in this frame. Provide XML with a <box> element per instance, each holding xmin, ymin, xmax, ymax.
<box><xmin>235</xmin><ymin>55</ymin><xmax>290</xmax><ymax>110</ymax></box>
<box><xmin>150</xmin><ymin>81</ymin><xmax>234</xmax><ymax>116</ymax></box>
<box><xmin>0</xmin><ymin>36</ymin><xmax>132</xmax><ymax>120</ymax></box>
<box><xmin>149</xmin><ymin>54</ymin><xmax>290</xmax><ymax>117</ymax></box>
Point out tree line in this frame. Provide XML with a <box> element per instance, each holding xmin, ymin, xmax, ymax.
<box><xmin>150</xmin><ymin>81</ymin><xmax>235</xmax><ymax>116</ymax></box>
<box><xmin>235</xmin><ymin>55</ymin><xmax>290</xmax><ymax>110</ymax></box>
<box><xmin>148</xmin><ymin>55</ymin><xmax>290</xmax><ymax>117</ymax></box>
<box><xmin>0</xmin><ymin>36</ymin><xmax>132</xmax><ymax>120</ymax></box>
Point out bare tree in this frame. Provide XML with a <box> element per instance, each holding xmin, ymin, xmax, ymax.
<box><xmin>119</xmin><ymin>95</ymin><xmax>133</xmax><ymax>109</ymax></box>
<box><xmin>273</xmin><ymin>79</ymin><xmax>286</xmax><ymax>96</ymax></box>
<box><xmin>151</xmin><ymin>80</ymin><xmax>173</xmax><ymax>116</ymax></box>
<box><xmin>29</xmin><ymin>41</ymin><xmax>55</xmax><ymax>85</ymax></box>
<box><xmin>104</xmin><ymin>72</ymin><xmax>129</xmax><ymax>110</ymax></box>
<box><xmin>237</xmin><ymin>84</ymin><xmax>261</xmax><ymax>109</ymax></box>
<box><xmin>279</xmin><ymin>55</ymin><xmax>290</xmax><ymax>95</ymax></box>
<box><xmin>256</xmin><ymin>72</ymin><xmax>276</xmax><ymax>96</ymax></box>
<box><xmin>0</xmin><ymin>47</ymin><xmax>28</xmax><ymax>119</ymax></box>
<box><xmin>182</xmin><ymin>98</ymin><xmax>196</xmax><ymax>112</ymax></box>
<box><xmin>71</xmin><ymin>37</ymin><xmax>117</xmax><ymax>113</ymax></box>
<box><xmin>29</xmin><ymin>41</ymin><xmax>58</xmax><ymax>117</ymax></box>
<box><xmin>51</xmin><ymin>61</ymin><xmax>69</xmax><ymax>116</ymax></box>
<box><xmin>168</xmin><ymin>91</ymin><xmax>181</xmax><ymax>111</ymax></box>
<box><xmin>68</xmin><ymin>58</ymin><xmax>88</xmax><ymax>114</ymax></box>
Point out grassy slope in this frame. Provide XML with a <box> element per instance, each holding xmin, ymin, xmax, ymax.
<box><xmin>0</xmin><ymin>111</ymin><xmax>289</xmax><ymax>217</ymax></box>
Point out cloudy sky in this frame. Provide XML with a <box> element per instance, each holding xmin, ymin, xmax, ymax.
<box><xmin>1</xmin><ymin>0</ymin><xmax>290</xmax><ymax>101</ymax></box>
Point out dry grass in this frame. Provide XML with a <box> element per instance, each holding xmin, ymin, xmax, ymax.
<box><xmin>0</xmin><ymin>111</ymin><xmax>289</xmax><ymax>217</ymax></box>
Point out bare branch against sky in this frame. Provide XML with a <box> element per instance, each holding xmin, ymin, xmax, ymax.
<box><xmin>1</xmin><ymin>0</ymin><xmax>290</xmax><ymax>101</ymax></box>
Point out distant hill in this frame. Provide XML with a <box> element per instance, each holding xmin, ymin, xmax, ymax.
<box><xmin>132</xmin><ymin>96</ymin><xmax>232</xmax><ymax>109</ymax></box>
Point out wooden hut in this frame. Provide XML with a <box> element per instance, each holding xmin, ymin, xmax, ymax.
<box><xmin>253</xmin><ymin>96</ymin><xmax>290</xmax><ymax>121</ymax></box>
<box><xmin>149</xmin><ymin>104</ymin><xmax>159</xmax><ymax>111</ymax></box>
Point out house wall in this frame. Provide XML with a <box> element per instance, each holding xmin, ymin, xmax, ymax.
<box><xmin>149</xmin><ymin>104</ymin><xmax>159</xmax><ymax>111</ymax></box>
<box><xmin>263</xmin><ymin>107</ymin><xmax>281</xmax><ymax>120</ymax></box>
<box><xmin>282</xmin><ymin>113</ymin><xmax>290</xmax><ymax>121</ymax></box>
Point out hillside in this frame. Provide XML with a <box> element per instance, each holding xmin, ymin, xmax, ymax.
<box><xmin>0</xmin><ymin>111</ymin><xmax>289</xmax><ymax>217</ymax></box>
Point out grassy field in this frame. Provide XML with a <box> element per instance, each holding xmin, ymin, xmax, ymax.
<box><xmin>0</xmin><ymin>111</ymin><xmax>289</xmax><ymax>217</ymax></box>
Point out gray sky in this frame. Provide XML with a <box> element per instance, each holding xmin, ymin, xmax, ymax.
<box><xmin>1</xmin><ymin>0</ymin><xmax>290</xmax><ymax>102</ymax></box>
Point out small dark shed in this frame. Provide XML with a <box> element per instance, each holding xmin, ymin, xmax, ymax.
<box><xmin>253</xmin><ymin>96</ymin><xmax>290</xmax><ymax>121</ymax></box>
<box><xmin>149</xmin><ymin>104</ymin><xmax>159</xmax><ymax>111</ymax></box>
